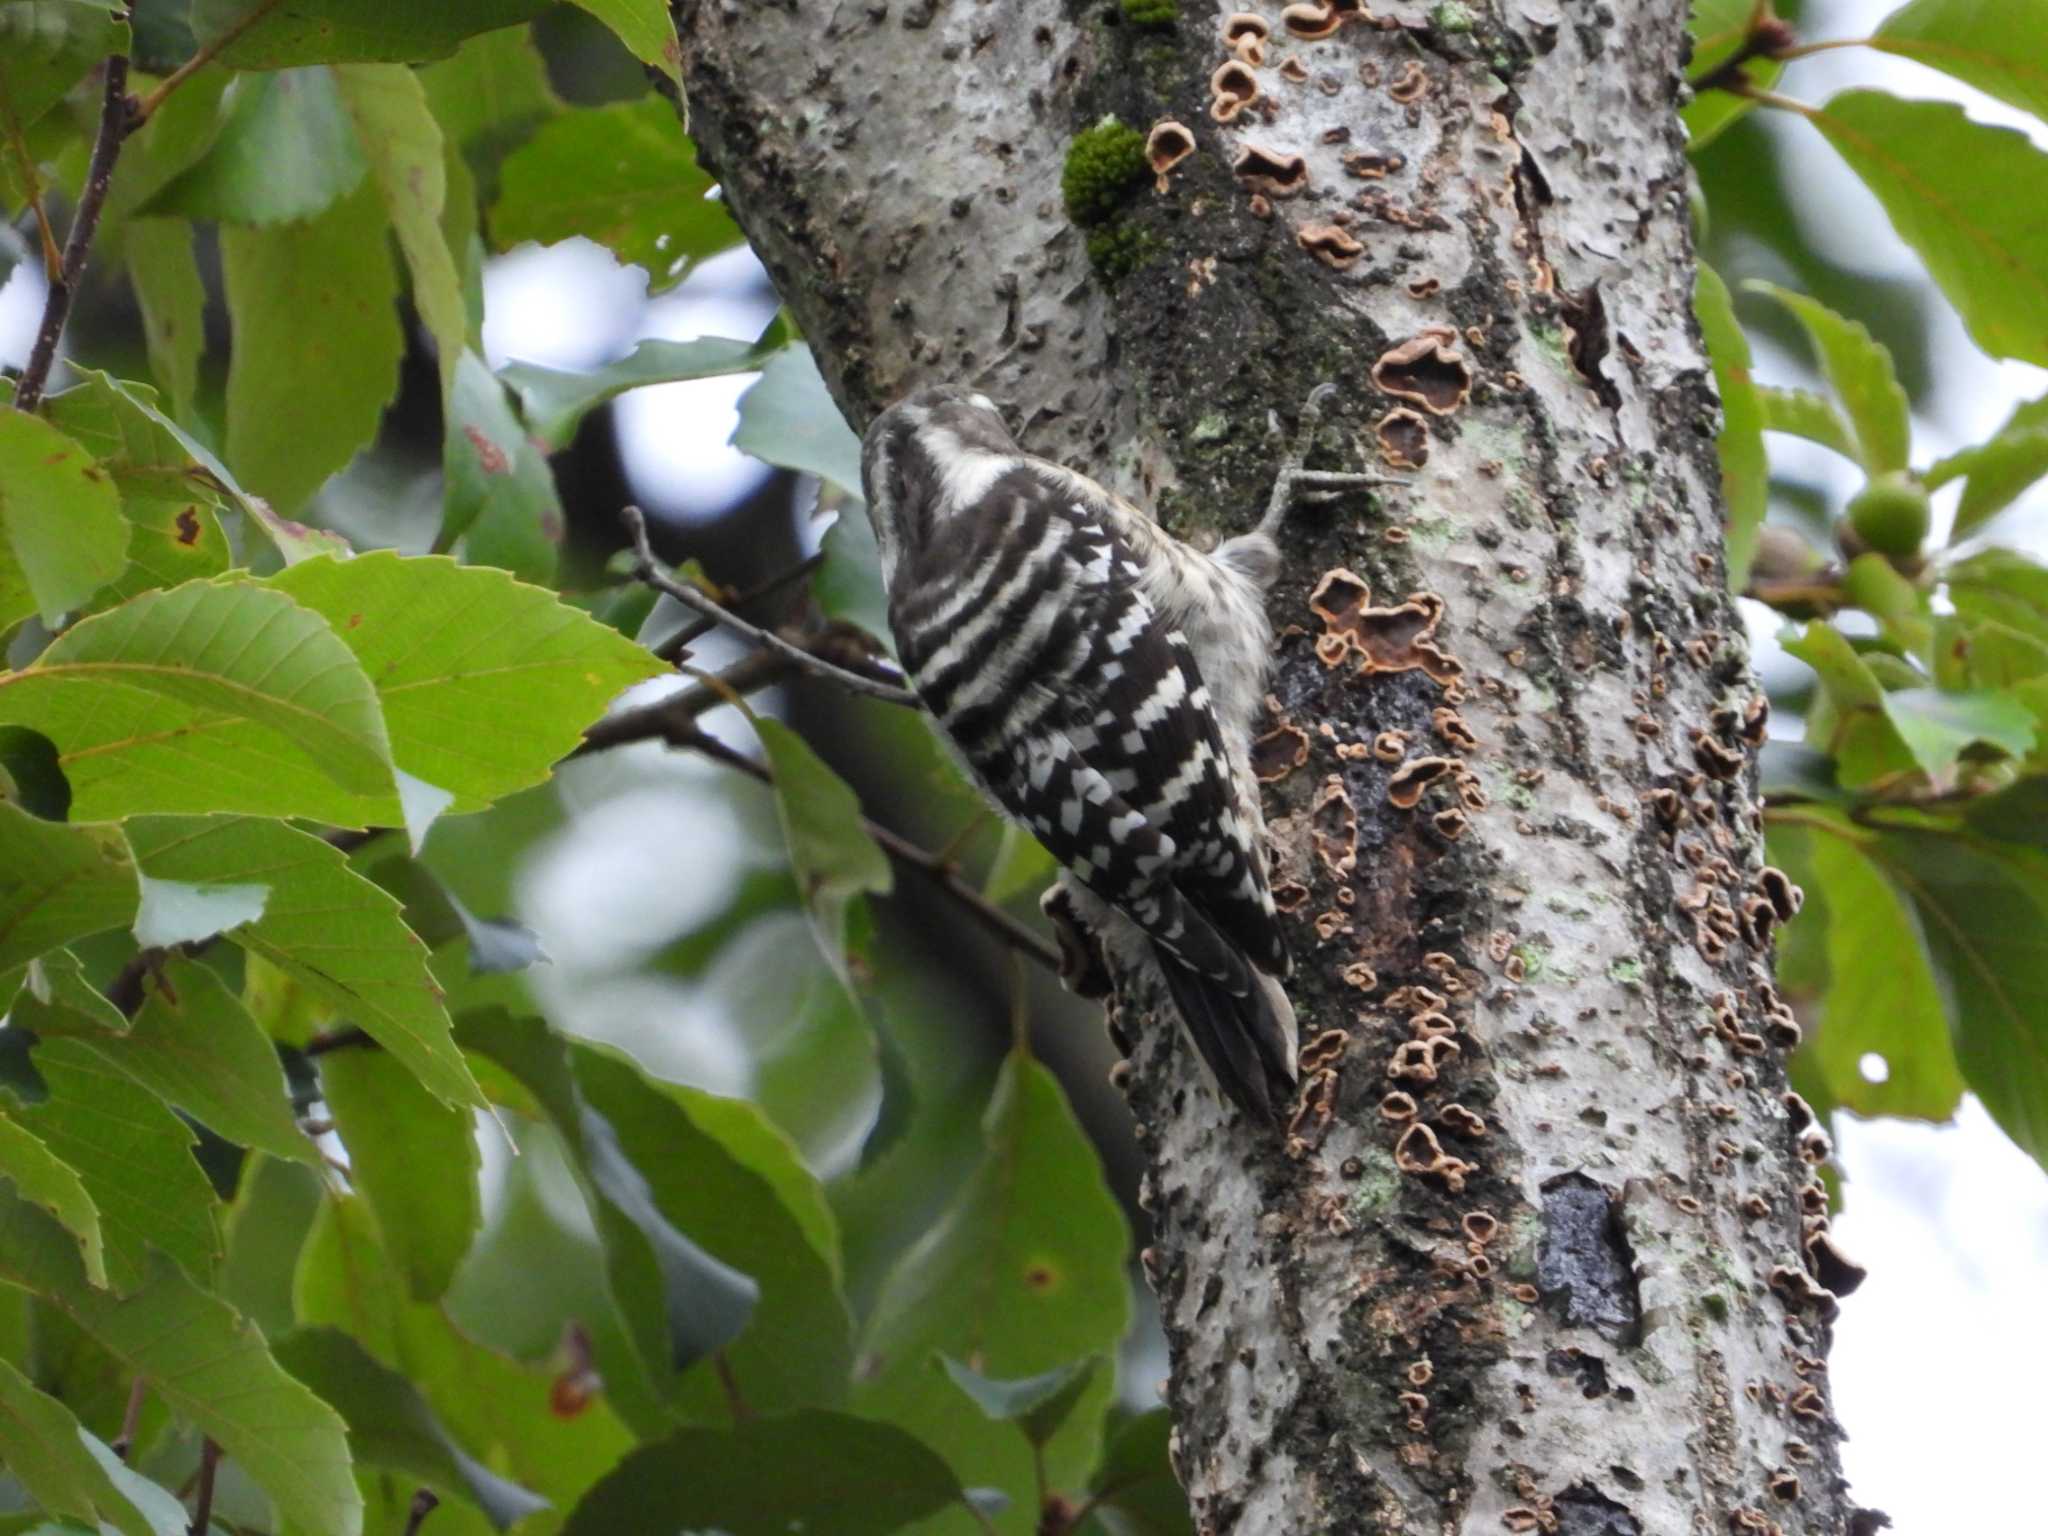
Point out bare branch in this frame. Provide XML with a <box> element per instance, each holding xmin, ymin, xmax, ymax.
<box><xmin>130</xmin><ymin>0</ymin><xmax>286</xmax><ymax>127</ymax></box>
<box><xmin>622</xmin><ymin>505</ymin><xmax>917</xmax><ymax>707</ymax></box>
<box><xmin>14</xmin><ymin>46</ymin><xmax>134</xmax><ymax>414</ymax></box>
<box><xmin>658</xmin><ymin>550</ymin><xmax>826</xmax><ymax>662</ymax></box>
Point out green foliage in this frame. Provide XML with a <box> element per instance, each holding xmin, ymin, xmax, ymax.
<box><xmin>1061</xmin><ymin>117</ymin><xmax>1147</xmax><ymax>227</ymax></box>
<box><xmin>1120</xmin><ymin>0</ymin><xmax>1179</xmax><ymax>25</ymax></box>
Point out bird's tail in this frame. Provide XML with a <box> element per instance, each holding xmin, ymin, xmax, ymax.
<box><xmin>1152</xmin><ymin>943</ymin><xmax>1297</xmax><ymax>1122</ymax></box>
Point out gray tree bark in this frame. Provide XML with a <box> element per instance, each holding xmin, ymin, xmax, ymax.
<box><xmin>673</xmin><ymin>1</ymin><xmax>1865</xmax><ymax>1531</ymax></box>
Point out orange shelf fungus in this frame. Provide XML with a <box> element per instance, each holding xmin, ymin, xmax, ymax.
<box><xmin>1372</xmin><ymin>326</ymin><xmax>1473</xmax><ymax>415</ymax></box>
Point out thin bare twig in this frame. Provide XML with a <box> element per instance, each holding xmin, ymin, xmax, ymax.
<box><xmin>188</xmin><ymin>1438</ymin><xmax>220</xmax><ymax>1536</ymax></box>
<box><xmin>712</xmin><ymin>1350</ymin><xmax>753</xmax><ymax>1423</ymax></box>
<box><xmin>673</xmin><ymin>721</ymin><xmax>1061</xmax><ymax>972</ymax></box>
<box><xmin>622</xmin><ymin>505</ymin><xmax>917</xmax><ymax>707</ymax></box>
<box><xmin>401</xmin><ymin>1489</ymin><xmax>441</xmax><ymax>1536</ymax></box>
<box><xmin>659</xmin><ymin>551</ymin><xmax>826</xmax><ymax>662</ymax></box>
<box><xmin>112</xmin><ymin>1376</ymin><xmax>148</xmax><ymax>1461</ymax></box>
<box><xmin>130</xmin><ymin>0</ymin><xmax>285</xmax><ymax>127</ymax></box>
<box><xmin>15</xmin><ymin>46</ymin><xmax>134</xmax><ymax>414</ymax></box>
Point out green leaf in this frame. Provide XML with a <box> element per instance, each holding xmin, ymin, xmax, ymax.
<box><xmin>0</xmin><ymin>1189</ymin><xmax>362</xmax><ymax>1536</ymax></box>
<box><xmin>1925</xmin><ymin>392</ymin><xmax>2048</xmax><ymax>540</ymax></box>
<box><xmin>418</xmin><ymin>25</ymin><xmax>558</xmax><ymax>152</ymax></box>
<box><xmin>1881</xmin><ymin>687</ymin><xmax>2035</xmax><ymax>776</ymax></box>
<box><xmin>753</xmin><ymin>717</ymin><xmax>892</xmax><ymax>981</ymax></box>
<box><xmin>455</xmin><ymin>1015</ymin><xmax>762</xmax><ymax>1399</ymax></box>
<box><xmin>1805</xmin><ymin>821</ymin><xmax>1964</xmax><ymax>1121</ymax></box>
<box><xmin>221</xmin><ymin>1154</ymin><xmax>324</xmax><ymax>1338</ymax></box>
<box><xmin>1758</xmin><ymin>385</ymin><xmax>1859</xmax><ymax>462</ymax></box>
<box><xmin>560</xmin><ymin>1411</ymin><xmax>967</xmax><ymax>1536</ymax></box>
<box><xmin>123</xmin><ymin>224</ymin><xmax>208</xmax><ymax>428</ymax></box>
<box><xmin>982</xmin><ymin>823</ymin><xmax>1055</xmax><ymax>907</ymax></box>
<box><xmin>272</xmin><ymin>1327</ymin><xmax>548</xmax><ymax>1530</ymax></box>
<box><xmin>222</xmin><ymin>182</ymin><xmax>403</xmax><ymax>511</ymax></box>
<box><xmin>190</xmin><ymin>0</ymin><xmax>551</xmax><ymax>67</ymax></box>
<box><xmin>333</xmin><ymin>64</ymin><xmax>466</xmax><ymax>383</ymax></box>
<box><xmin>40</xmin><ymin>373</ymin><xmax>233</xmax><ymax>608</ymax></box>
<box><xmin>321</xmin><ymin>1047</ymin><xmax>480</xmax><ymax>1301</ymax></box>
<box><xmin>502</xmin><ymin>336</ymin><xmax>778</xmax><ymax>452</ymax></box>
<box><xmin>1807</xmin><ymin>91</ymin><xmax>2048</xmax><ymax>368</ymax></box>
<box><xmin>489</xmin><ymin>98</ymin><xmax>734</xmax><ymax>293</ymax></box>
<box><xmin>1781</xmin><ymin>623</ymin><xmax>1917</xmax><ymax>788</ymax></box>
<box><xmin>8</xmin><ymin>1037</ymin><xmax>220</xmax><ymax>1291</ymax></box>
<box><xmin>0</xmin><ymin>804</ymin><xmax>137</xmax><ymax>972</ymax></box>
<box><xmin>1746</xmin><ymin>282</ymin><xmax>1912</xmax><ymax>473</ymax></box>
<box><xmin>815</xmin><ymin>506</ymin><xmax>892</xmax><ymax>649</ymax></box>
<box><xmin>1682</xmin><ymin>0</ymin><xmax>1782</xmax><ymax>152</ymax></box>
<box><xmin>125</xmin><ymin>816</ymin><xmax>485</xmax><ymax>1111</ymax></box>
<box><xmin>0</xmin><ymin>1357</ymin><xmax>185</xmax><ymax>1536</ymax></box>
<box><xmin>0</xmin><ymin>407</ymin><xmax>130</xmax><ymax>631</ymax></box>
<box><xmin>0</xmin><ymin>1</ymin><xmax>123</xmax><ymax>132</ymax></box>
<box><xmin>1868</xmin><ymin>829</ymin><xmax>2048</xmax><ymax>1170</ymax></box>
<box><xmin>732</xmin><ymin>345</ymin><xmax>863</xmax><ymax>497</ymax></box>
<box><xmin>143</xmin><ymin>69</ymin><xmax>368</xmax><ymax>226</ymax></box>
<box><xmin>1086</xmin><ymin>1409</ymin><xmax>1191</xmax><ymax>1536</ymax></box>
<box><xmin>440</xmin><ymin>351</ymin><xmax>562</xmax><ymax>585</ymax></box>
<box><xmin>264</xmin><ymin>551</ymin><xmax>664</xmax><ymax>817</ymax></box>
<box><xmin>938</xmin><ymin>1356</ymin><xmax>1101</xmax><ymax>1449</ymax></box>
<box><xmin>28</xmin><ymin>957</ymin><xmax>318</xmax><ymax>1168</ymax></box>
<box><xmin>0</xmin><ymin>1104</ymin><xmax>107</xmax><ymax>1289</ymax></box>
<box><xmin>0</xmin><ymin>579</ymin><xmax>399</xmax><ymax>823</ymax></box>
<box><xmin>1873</xmin><ymin>0</ymin><xmax>2048</xmax><ymax>123</ymax></box>
<box><xmin>854</xmin><ymin>1056</ymin><xmax>1130</xmax><ymax>1526</ymax></box>
<box><xmin>564</xmin><ymin>0</ymin><xmax>681</xmax><ymax>86</ymax></box>
<box><xmin>1947</xmin><ymin>547</ymin><xmax>2048</xmax><ymax>647</ymax></box>
<box><xmin>1694</xmin><ymin>266</ymin><xmax>1765</xmax><ymax>588</ymax></box>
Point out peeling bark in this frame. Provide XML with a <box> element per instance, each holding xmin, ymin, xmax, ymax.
<box><xmin>676</xmin><ymin>0</ymin><xmax>1858</xmax><ymax>1531</ymax></box>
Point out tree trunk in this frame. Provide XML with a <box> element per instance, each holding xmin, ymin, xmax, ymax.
<box><xmin>674</xmin><ymin>1</ymin><xmax>1858</xmax><ymax>1531</ymax></box>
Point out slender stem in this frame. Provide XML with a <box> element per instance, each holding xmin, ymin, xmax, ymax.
<box><xmin>660</xmin><ymin>551</ymin><xmax>827</xmax><ymax>661</ymax></box>
<box><xmin>130</xmin><ymin>0</ymin><xmax>285</xmax><ymax>127</ymax></box>
<box><xmin>711</xmin><ymin>1350</ymin><xmax>753</xmax><ymax>1422</ymax></box>
<box><xmin>188</xmin><ymin>1438</ymin><xmax>221</xmax><ymax>1536</ymax></box>
<box><xmin>112</xmin><ymin>1376</ymin><xmax>148</xmax><ymax>1461</ymax></box>
<box><xmin>401</xmin><ymin>1489</ymin><xmax>441</xmax><ymax>1536</ymax></box>
<box><xmin>14</xmin><ymin>46</ymin><xmax>134</xmax><ymax>414</ymax></box>
<box><xmin>622</xmin><ymin>506</ymin><xmax>917</xmax><ymax>707</ymax></box>
<box><xmin>1770</xmin><ymin>36</ymin><xmax>1875</xmax><ymax>63</ymax></box>
<box><xmin>1728</xmin><ymin>82</ymin><xmax>1816</xmax><ymax>117</ymax></box>
<box><xmin>675</xmin><ymin>721</ymin><xmax>1061</xmax><ymax>971</ymax></box>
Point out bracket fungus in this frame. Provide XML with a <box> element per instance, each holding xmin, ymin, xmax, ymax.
<box><xmin>1394</xmin><ymin>1121</ymin><xmax>1475</xmax><ymax>1191</ymax></box>
<box><xmin>1208</xmin><ymin>61</ymin><xmax>1259</xmax><ymax>123</ymax></box>
<box><xmin>1223</xmin><ymin>10</ymin><xmax>1270</xmax><ymax>62</ymax></box>
<box><xmin>1387</xmin><ymin>755</ymin><xmax>1462</xmax><ymax>809</ymax></box>
<box><xmin>1307</xmin><ymin>569</ymin><xmax>1464</xmax><ymax>686</ymax></box>
<box><xmin>1233</xmin><ymin>144</ymin><xmax>1309</xmax><ymax>197</ymax></box>
<box><xmin>1372</xmin><ymin>327</ymin><xmax>1473</xmax><ymax>415</ymax></box>
<box><xmin>1251</xmin><ymin>721</ymin><xmax>1311</xmax><ymax>781</ymax></box>
<box><xmin>1375</xmin><ymin>407</ymin><xmax>1431</xmax><ymax>469</ymax></box>
<box><xmin>1298</xmin><ymin>222</ymin><xmax>1365</xmax><ymax>270</ymax></box>
<box><xmin>1280</xmin><ymin>1</ymin><xmax>1342</xmax><ymax>38</ymax></box>
<box><xmin>1145</xmin><ymin>119</ymin><xmax>1195</xmax><ymax>189</ymax></box>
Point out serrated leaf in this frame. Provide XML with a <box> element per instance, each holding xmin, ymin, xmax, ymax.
<box><xmin>0</xmin><ymin>579</ymin><xmax>398</xmax><ymax>823</ymax></box>
<box><xmin>419</xmin><ymin>25</ymin><xmax>558</xmax><ymax>152</ymax></box>
<box><xmin>560</xmin><ymin>1411</ymin><xmax>966</xmax><ymax>1536</ymax></box>
<box><xmin>754</xmin><ymin>717</ymin><xmax>892</xmax><ymax>981</ymax></box>
<box><xmin>1747</xmin><ymin>281</ymin><xmax>1912</xmax><ymax>473</ymax></box>
<box><xmin>190</xmin><ymin>0</ymin><xmax>551</xmax><ymax>67</ymax></box>
<box><xmin>938</xmin><ymin>1355</ymin><xmax>1101</xmax><ymax>1449</ymax></box>
<box><xmin>0</xmin><ymin>1357</ymin><xmax>183</xmax><ymax>1536</ymax></box>
<box><xmin>321</xmin><ymin>1047</ymin><xmax>480</xmax><ymax>1301</ymax></box>
<box><xmin>9</xmin><ymin>1037</ymin><xmax>220</xmax><ymax>1291</ymax></box>
<box><xmin>855</xmin><ymin>1055</ymin><xmax>1130</xmax><ymax>1527</ymax></box>
<box><xmin>0</xmin><ymin>1189</ymin><xmax>362</xmax><ymax>1536</ymax></box>
<box><xmin>263</xmin><ymin>551</ymin><xmax>665</xmax><ymax>816</ymax></box>
<box><xmin>23</xmin><ymin>955</ymin><xmax>312</xmax><ymax>1172</ymax></box>
<box><xmin>1695</xmin><ymin>265</ymin><xmax>1765</xmax><ymax>586</ymax></box>
<box><xmin>334</xmin><ymin>63</ymin><xmax>466</xmax><ymax>382</ymax></box>
<box><xmin>143</xmin><ymin>69</ymin><xmax>368</xmax><ymax>226</ymax></box>
<box><xmin>1804</xmin><ymin>821</ymin><xmax>1964</xmax><ymax>1121</ymax></box>
<box><xmin>1873</xmin><ymin>0</ymin><xmax>2048</xmax><ymax>124</ymax></box>
<box><xmin>1759</xmin><ymin>385</ymin><xmax>1859</xmax><ymax>461</ymax></box>
<box><xmin>440</xmin><ymin>351</ymin><xmax>562</xmax><ymax>585</ymax></box>
<box><xmin>273</xmin><ymin>1327</ymin><xmax>548</xmax><ymax>1530</ymax></box>
<box><xmin>124</xmin><ymin>815</ymin><xmax>484</xmax><ymax>1110</ymax></box>
<box><xmin>455</xmin><ymin>1014</ymin><xmax>758</xmax><ymax>1396</ymax></box>
<box><xmin>503</xmin><ymin>336</ymin><xmax>778</xmax><ymax>451</ymax></box>
<box><xmin>40</xmin><ymin>373</ymin><xmax>232</xmax><ymax>607</ymax></box>
<box><xmin>0</xmin><ymin>804</ymin><xmax>137</xmax><ymax>972</ymax></box>
<box><xmin>489</xmin><ymin>98</ymin><xmax>734</xmax><ymax>293</ymax></box>
<box><xmin>0</xmin><ymin>1104</ymin><xmax>106</xmax><ymax>1289</ymax></box>
<box><xmin>732</xmin><ymin>345</ymin><xmax>863</xmax><ymax>497</ymax></box>
<box><xmin>1807</xmin><ymin>91</ymin><xmax>2048</xmax><ymax>368</ymax></box>
<box><xmin>0</xmin><ymin>407</ymin><xmax>130</xmax><ymax>631</ymax></box>
<box><xmin>1947</xmin><ymin>547</ymin><xmax>2048</xmax><ymax>648</ymax></box>
<box><xmin>222</xmin><ymin>182</ymin><xmax>402</xmax><ymax>511</ymax></box>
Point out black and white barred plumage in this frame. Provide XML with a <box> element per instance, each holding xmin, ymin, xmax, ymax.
<box><xmin>861</xmin><ymin>387</ymin><xmax>1296</xmax><ymax>1119</ymax></box>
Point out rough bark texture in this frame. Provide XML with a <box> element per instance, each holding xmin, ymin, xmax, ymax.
<box><xmin>675</xmin><ymin>1</ymin><xmax>1858</xmax><ymax>1531</ymax></box>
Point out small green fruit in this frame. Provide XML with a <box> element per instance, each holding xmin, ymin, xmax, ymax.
<box><xmin>1844</xmin><ymin>473</ymin><xmax>1930</xmax><ymax>558</ymax></box>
